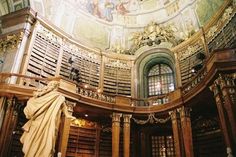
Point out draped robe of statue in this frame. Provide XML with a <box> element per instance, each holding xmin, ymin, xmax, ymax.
<box><xmin>20</xmin><ymin>81</ymin><xmax>71</xmax><ymax>157</ymax></box>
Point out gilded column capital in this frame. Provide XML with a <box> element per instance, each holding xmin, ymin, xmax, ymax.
<box><xmin>123</xmin><ymin>114</ymin><xmax>132</xmax><ymax>123</ymax></box>
<box><xmin>177</xmin><ymin>106</ymin><xmax>191</xmax><ymax>118</ymax></box>
<box><xmin>169</xmin><ymin>110</ymin><xmax>178</xmax><ymax>120</ymax></box>
<box><xmin>112</xmin><ymin>113</ymin><xmax>122</xmax><ymax>123</ymax></box>
<box><xmin>217</xmin><ymin>74</ymin><xmax>227</xmax><ymax>89</ymax></box>
<box><xmin>209</xmin><ymin>82</ymin><xmax>219</xmax><ymax>96</ymax></box>
<box><xmin>210</xmin><ymin>73</ymin><xmax>236</xmax><ymax>98</ymax></box>
<box><xmin>216</xmin><ymin>73</ymin><xmax>236</xmax><ymax>89</ymax></box>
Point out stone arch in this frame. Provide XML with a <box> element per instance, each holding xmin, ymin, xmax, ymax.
<box><xmin>134</xmin><ymin>47</ymin><xmax>176</xmax><ymax>101</ymax></box>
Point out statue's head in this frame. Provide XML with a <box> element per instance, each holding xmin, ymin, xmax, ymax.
<box><xmin>47</xmin><ymin>81</ymin><xmax>60</xmax><ymax>90</ymax></box>
<box><xmin>33</xmin><ymin>81</ymin><xmax>60</xmax><ymax>97</ymax></box>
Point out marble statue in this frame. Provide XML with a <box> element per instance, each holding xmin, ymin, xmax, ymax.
<box><xmin>20</xmin><ymin>81</ymin><xmax>74</xmax><ymax>157</ymax></box>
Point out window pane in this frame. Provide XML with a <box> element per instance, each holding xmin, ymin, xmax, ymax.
<box><xmin>160</xmin><ymin>64</ymin><xmax>172</xmax><ymax>74</ymax></box>
<box><xmin>148</xmin><ymin>64</ymin><xmax>175</xmax><ymax>102</ymax></box>
<box><xmin>151</xmin><ymin>135</ymin><xmax>175</xmax><ymax>157</ymax></box>
<box><xmin>148</xmin><ymin>64</ymin><xmax>159</xmax><ymax>76</ymax></box>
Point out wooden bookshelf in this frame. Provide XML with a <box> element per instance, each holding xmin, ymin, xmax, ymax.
<box><xmin>26</xmin><ymin>32</ymin><xmax>60</xmax><ymax>87</ymax></box>
<box><xmin>59</xmin><ymin>47</ymin><xmax>101</xmax><ymax>88</ymax></box>
<box><xmin>179</xmin><ymin>47</ymin><xmax>205</xmax><ymax>85</ymax></box>
<box><xmin>99</xmin><ymin>130</ymin><xmax>112</xmax><ymax>157</ymax></box>
<box><xmin>103</xmin><ymin>65</ymin><xmax>131</xmax><ymax>96</ymax></box>
<box><xmin>208</xmin><ymin>15</ymin><xmax>236</xmax><ymax>53</ymax></box>
<box><xmin>193</xmin><ymin>130</ymin><xmax>225</xmax><ymax>157</ymax></box>
<box><xmin>66</xmin><ymin>123</ymin><xmax>100</xmax><ymax>157</ymax></box>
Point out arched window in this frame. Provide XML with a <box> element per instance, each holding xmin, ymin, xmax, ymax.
<box><xmin>148</xmin><ymin>64</ymin><xmax>175</xmax><ymax>103</ymax></box>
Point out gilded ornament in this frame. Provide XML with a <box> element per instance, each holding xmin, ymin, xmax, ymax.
<box><xmin>130</xmin><ymin>21</ymin><xmax>178</xmax><ymax>53</ymax></box>
<box><xmin>0</xmin><ymin>32</ymin><xmax>23</xmax><ymax>52</ymax></box>
<box><xmin>72</xmin><ymin>118</ymin><xmax>96</xmax><ymax>127</ymax></box>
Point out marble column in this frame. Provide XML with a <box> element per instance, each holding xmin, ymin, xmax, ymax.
<box><xmin>112</xmin><ymin>113</ymin><xmax>122</xmax><ymax>157</ymax></box>
<box><xmin>169</xmin><ymin>110</ymin><xmax>182</xmax><ymax>157</ymax></box>
<box><xmin>123</xmin><ymin>114</ymin><xmax>132</xmax><ymax>157</ymax></box>
<box><xmin>178</xmin><ymin>106</ymin><xmax>194</xmax><ymax>157</ymax></box>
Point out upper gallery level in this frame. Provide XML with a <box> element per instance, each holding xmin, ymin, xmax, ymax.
<box><xmin>0</xmin><ymin>0</ymin><xmax>235</xmax><ymax>113</ymax></box>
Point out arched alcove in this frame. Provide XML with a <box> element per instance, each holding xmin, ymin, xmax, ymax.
<box><xmin>134</xmin><ymin>48</ymin><xmax>176</xmax><ymax>103</ymax></box>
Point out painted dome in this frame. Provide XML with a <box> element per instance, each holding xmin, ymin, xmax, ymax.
<box><xmin>0</xmin><ymin>0</ymin><xmax>225</xmax><ymax>52</ymax></box>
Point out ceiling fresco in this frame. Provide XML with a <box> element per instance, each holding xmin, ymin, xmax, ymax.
<box><xmin>60</xmin><ymin>0</ymin><xmax>195</xmax><ymax>23</ymax></box>
<box><xmin>0</xmin><ymin>0</ymin><xmax>227</xmax><ymax>52</ymax></box>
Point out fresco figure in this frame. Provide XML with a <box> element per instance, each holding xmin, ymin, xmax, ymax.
<box><xmin>86</xmin><ymin>0</ymin><xmax>101</xmax><ymax>18</ymax></box>
<box><xmin>116</xmin><ymin>0</ymin><xmax>130</xmax><ymax>15</ymax></box>
<box><xmin>101</xmin><ymin>0</ymin><xmax>115</xmax><ymax>21</ymax></box>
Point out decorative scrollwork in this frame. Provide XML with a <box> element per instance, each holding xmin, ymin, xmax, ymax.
<box><xmin>132</xmin><ymin>113</ymin><xmax>170</xmax><ymax>125</ymax></box>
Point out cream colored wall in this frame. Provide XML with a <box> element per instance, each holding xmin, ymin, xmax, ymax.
<box><xmin>73</xmin><ymin>16</ymin><xmax>110</xmax><ymax>49</ymax></box>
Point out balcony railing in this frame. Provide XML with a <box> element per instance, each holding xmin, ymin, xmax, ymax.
<box><xmin>0</xmin><ymin>47</ymin><xmax>236</xmax><ymax>111</ymax></box>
